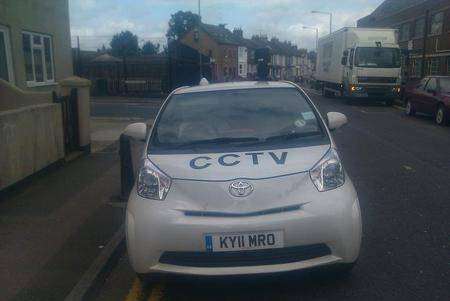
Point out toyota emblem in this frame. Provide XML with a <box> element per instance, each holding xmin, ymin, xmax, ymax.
<box><xmin>229</xmin><ymin>180</ymin><xmax>253</xmax><ymax>197</ymax></box>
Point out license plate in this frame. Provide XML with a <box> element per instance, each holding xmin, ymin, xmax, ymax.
<box><xmin>204</xmin><ymin>230</ymin><xmax>284</xmax><ymax>252</ymax></box>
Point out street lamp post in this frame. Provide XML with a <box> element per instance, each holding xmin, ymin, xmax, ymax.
<box><xmin>198</xmin><ymin>0</ymin><xmax>203</xmax><ymax>80</ymax></box>
<box><xmin>303</xmin><ymin>26</ymin><xmax>319</xmax><ymax>51</ymax></box>
<box><xmin>311</xmin><ymin>10</ymin><xmax>332</xmax><ymax>35</ymax></box>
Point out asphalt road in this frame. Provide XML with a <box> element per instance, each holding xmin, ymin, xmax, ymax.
<box><xmin>90</xmin><ymin>100</ymin><xmax>161</xmax><ymax>119</ymax></box>
<box><xmin>92</xmin><ymin>89</ymin><xmax>450</xmax><ymax>301</ymax></box>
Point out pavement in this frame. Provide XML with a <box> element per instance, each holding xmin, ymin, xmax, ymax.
<box><xmin>0</xmin><ymin>116</ymin><xmax>142</xmax><ymax>301</ymax></box>
<box><xmin>1</xmin><ymin>92</ymin><xmax>449</xmax><ymax>301</ymax></box>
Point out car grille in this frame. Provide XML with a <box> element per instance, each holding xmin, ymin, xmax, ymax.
<box><xmin>158</xmin><ymin>244</ymin><xmax>331</xmax><ymax>267</ymax></box>
<box><xmin>364</xmin><ymin>85</ymin><xmax>392</xmax><ymax>95</ymax></box>
<box><xmin>358</xmin><ymin>76</ymin><xmax>396</xmax><ymax>84</ymax></box>
<box><xmin>182</xmin><ymin>203</ymin><xmax>305</xmax><ymax>217</ymax></box>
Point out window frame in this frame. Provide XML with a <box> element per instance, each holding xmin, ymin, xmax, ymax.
<box><xmin>399</xmin><ymin>22</ymin><xmax>410</xmax><ymax>42</ymax></box>
<box><xmin>0</xmin><ymin>24</ymin><xmax>15</xmax><ymax>84</ymax></box>
<box><xmin>413</xmin><ymin>17</ymin><xmax>425</xmax><ymax>39</ymax></box>
<box><xmin>429</xmin><ymin>11</ymin><xmax>444</xmax><ymax>36</ymax></box>
<box><xmin>446</xmin><ymin>56</ymin><xmax>450</xmax><ymax>75</ymax></box>
<box><xmin>428</xmin><ymin>58</ymin><xmax>440</xmax><ymax>75</ymax></box>
<box><xmin>22</xmin><ymin>31</ymin><xmax>55</xmax><ymax>87</ymax></box>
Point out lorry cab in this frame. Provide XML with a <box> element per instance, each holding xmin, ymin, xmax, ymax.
<box><xmin>316</xmin><ymin>27</ymin><xmax>402</xmax><ymax>104</ymax></box>
<box><xmin>341</xmin><ymin>42</ymin><xmax>401</xmax><ymax>101</ymax></box>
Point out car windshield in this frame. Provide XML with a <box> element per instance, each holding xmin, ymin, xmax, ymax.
<box><xmin>149</xmin><ymin>88</ymin><xmax>328</xmax><ymax>153</ymax></box>
<box><xmin>354</xmin><ymin>47</ymin><xmax>401</xmax><ymax>68</ymax></box>
<box><xmin>440</xmin><ymin>78</ymin><xmax>450</xmax><ymax>93</ymax></box>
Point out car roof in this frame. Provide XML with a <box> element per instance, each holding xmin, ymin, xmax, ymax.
<box><xmin>173</xmin><ymin>81</ymin><xmax>297</xmax><ymax>94</ymax></box>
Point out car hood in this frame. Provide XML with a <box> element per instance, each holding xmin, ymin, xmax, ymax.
<box><xmin>148</xmin><ymin>144</ymin><xmax>330</xmax><ymax>181</ymax></box>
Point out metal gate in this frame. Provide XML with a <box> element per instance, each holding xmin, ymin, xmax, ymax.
<box><xmin>53</xmin><ymin>89</ymin><xmax>80</xmax><ymax>154</ymax></box>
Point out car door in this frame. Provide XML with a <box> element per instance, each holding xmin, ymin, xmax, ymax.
<box><xmin>422</xmin><ymin>77</ymin><xmax>439</xmax><ymax>114</ymax></box>
<box><xmin>410</xmin><ymin>77</ymin><xmax>429</xmax><ymax>112</ymax></box>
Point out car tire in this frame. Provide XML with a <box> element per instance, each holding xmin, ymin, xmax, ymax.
<box><xmin>435</xmin><ymin>104</ymin><xmax>448</xmax><ymax>126</ymax></box>
<box><xmin>405</xmin><ymin>100</ymin><xmax>415</xmax><ymax>116</ymax></box>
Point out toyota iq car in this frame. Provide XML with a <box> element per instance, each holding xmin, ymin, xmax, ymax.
<box><xmin>124</xmin><ymin>81</ymin><xmax>362</xmax><ymax>278</ymax></box>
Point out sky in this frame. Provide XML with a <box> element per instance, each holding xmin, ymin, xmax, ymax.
<box><xmin>69</xmin><ymin>0</ymin><xmax>385</xmax><ymax>51</ymax></box>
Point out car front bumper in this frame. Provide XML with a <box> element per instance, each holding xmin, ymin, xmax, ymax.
<box><xmin>126</xmin><ymin>179</ymin><xmax>362</xmax><ymax>276</ymax></box>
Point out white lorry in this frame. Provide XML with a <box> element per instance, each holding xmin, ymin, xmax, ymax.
<box><xmin>315</xmin><ymin>27</ymin><xmax>402</xmax><ymax>104</ymax></box>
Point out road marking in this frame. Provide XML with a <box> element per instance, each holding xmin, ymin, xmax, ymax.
<box><xmin>147</xmin><ymin>282</ymin><xmax>165</xmax><ymax>301</ymax></box>
<box><xmin>403</xmin><ymin>165</ymin><xmax>414</xmax><ymax>171</ymax></box>
<box><xmin>124</xmin><ymin>278</ymin><xmax>143</xmax><ymax>301</ymax></box>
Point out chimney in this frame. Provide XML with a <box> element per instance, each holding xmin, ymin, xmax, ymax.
<box><xmin>233</xmin><ymin>28</ymin><xmax>243</xmax><ymax>38</ymax></box>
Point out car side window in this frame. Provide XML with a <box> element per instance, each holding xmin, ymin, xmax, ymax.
<box><xmin>417</xmin><ymin>78</ymin><xmax>429</xmax><ymax>90</ymax></box>
<box><xmin>425</xmin><ymin>78</ymin><xmax>437</xmax><ymax>92</ymax></box>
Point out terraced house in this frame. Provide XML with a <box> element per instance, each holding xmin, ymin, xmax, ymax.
<box><xmin>358</xmin><ymin>0</ymin><xmax>450</xmax><ymax>80</ymax></box>
<box><xmin>181</xmin><ymin>22</ymin><xmax>303</xmax><ymax>82</ymax></box>
<box><xmin>0</xmin><ymin>0</ymin><xmax>73</xmax><ymax>91</ymax></box>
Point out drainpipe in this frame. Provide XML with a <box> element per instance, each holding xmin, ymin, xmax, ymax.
<box><xmin>420</xmin><ymin>10</ymin><xmax>429</xmax><ymax>78</ymax></box>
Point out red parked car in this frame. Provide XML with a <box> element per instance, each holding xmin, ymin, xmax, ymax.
<box><xmin>404</xmin><ymin>76</ymin><xmax>450</xmax><ymax>126</ymax></box>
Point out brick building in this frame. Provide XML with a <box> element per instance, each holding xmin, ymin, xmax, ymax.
<box><xmin>180</xmin><ymin>23</ymin><xmax>239</xmax><ymax>82</ymax></box>
<box><xmin>358</xmin><ymin>0</ymin><xmax>450</xmax><ymax>80</ymax></box>
<box><xmin>181</xmin><ymin>23</ymin><xmax>303</xmax><ymax>82</ymax></box>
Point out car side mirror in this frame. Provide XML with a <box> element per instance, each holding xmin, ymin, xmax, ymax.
<box><xmin>327</xmin><ymin>112</ymin><xmax>348</xmax><ymax>131</ymax></box>
<box><xmin>123</xmin><ymin>122</ymin><xmax>147</xmax><ymax>141</ymax></box>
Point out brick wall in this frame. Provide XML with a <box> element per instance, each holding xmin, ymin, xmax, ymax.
<box><xmin>181</xmin><ymin>28</ymin><xmax>238</xmax><ymax>82</ymax></box>
<box><xmin>358</xmin><ymin>0</ymin><xmax>450</xmax><ymax>79</ymax></box>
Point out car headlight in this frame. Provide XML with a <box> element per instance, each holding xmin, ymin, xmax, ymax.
<box><xmin>309</xmin><ymin>148</ymin><xmax>345</xmax><ymax>192</ymax></box>
<box><xmin>137</xmin><ymin>158</ymin><xmax>171</xmax><ymax>200</ymax></box>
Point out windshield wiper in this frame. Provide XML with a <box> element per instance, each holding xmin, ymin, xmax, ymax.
<box><xmin>176</xmin><ymin>137</ymin><xmax>261</xmax><ymax>149</ymax></box>
<box><xmin>265</xmin><ymin>131</ymin><xmax>321</xmax><ymax>142</ymax></box>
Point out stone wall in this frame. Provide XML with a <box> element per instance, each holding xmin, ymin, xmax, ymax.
<box><xmin>0</xmin><ymin>103</ymin><xmax>64</xmax><ymax>190</ymax></box>
<box><xmin>0</xmin><ymin>79</ymin><xmax>52</xmax><ymax>111</ymax></box>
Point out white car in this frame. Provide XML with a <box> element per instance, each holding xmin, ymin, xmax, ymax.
<box><xmin>124</xmin><ymin>81</ymin><xmax>362</xmax><ymax>278</ymax></box>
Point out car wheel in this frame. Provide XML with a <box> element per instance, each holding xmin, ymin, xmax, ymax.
<box><xmin>435</xmin><ymin>104</ymin><xmax>448</xmax><ymax>126</ymax></box>
<box><xmin>405</xmin><ymin>100</ymin><xmax>415</xmax><ymax>116</ymax></box>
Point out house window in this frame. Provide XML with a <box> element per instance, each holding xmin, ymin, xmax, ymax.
<box><xmin>429</xmin><ymin>11</ymin><xmax>443</xmax><ymax>36</ymax></box>
<box><xmin>429</xmin><ymin>58</ymin><xmax>440</xmax><ymax>75</ymax></box>
<box><xmin>0</xmin><ymin>25</ymin><xmax>14</xmax><ymax>83</ymax></box>
<box><xmin>411</xmin><ymin>58</ymin><xmax>422</xmax><ymax>78</ymax></box>
<box><xmin>22</xmin><ymin>32</ymin><xmax>54</xmax><ymax>86</ymax></box>
<box><xmin>399</xmin><ymin>23</ymin><xmax>410</xmax><ymax>41</ymax></box>
<box><xmin>413</xmin><ymin>18</ymin><xmax>425</xmax><ymax>38</ymax></box>
<box><xmin>447</xmin><ymin>57</ymin><xmax>450</xmax><ymax>74</ymax></box>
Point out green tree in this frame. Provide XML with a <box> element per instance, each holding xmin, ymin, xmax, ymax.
<box><xmin>110</xmin><ymin>31</ymin><xmax>139</xmax><ymax>58</ymax></box>
<box><xmin>166</xmin><ymin>11</ymin><xmax>200</xmax><ymax>41</ymax></box>
<box><xmin>141</xmin><ymin>41</ymin><xmax>160</xmax><ymax>55</ymax></box>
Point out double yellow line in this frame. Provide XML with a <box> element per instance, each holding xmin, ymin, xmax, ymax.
<box><xmin>124</xmin><ymin>278</ymin><xmax>165</xmax><ymax>301</ymax></box>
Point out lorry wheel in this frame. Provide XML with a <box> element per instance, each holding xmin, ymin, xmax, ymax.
<box><xmin>435</xmin><ymin>104</ymin><xmax>448</xmax><ymax>126</ymax></box>
<box><xmin>405</xmin><ymin>100</ymin><xmax>415</xmax><ymax>116</ymax></box>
